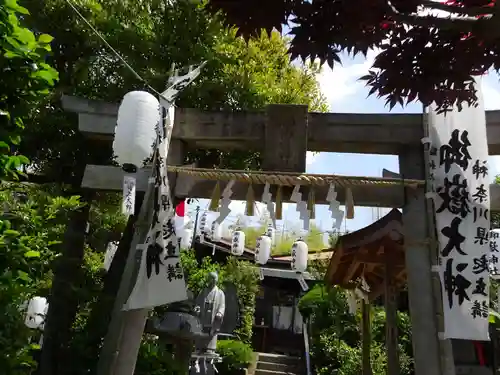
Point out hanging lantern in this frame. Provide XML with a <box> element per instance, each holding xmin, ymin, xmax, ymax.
<box><xmin>181</xmin><ymin>228</ymin><xmax>193</xmax><ymax>249</ymax></box>
<box><xmin>211</xmin><ymin>221</ymin><xmax>222</xmax><ymax>242</ymax></box>
<box><xmin>266</xmin><ymin>224</ymin><xmax>276</xmax><ymax>246</ymax></box>
<box><xmin>175</xmin><ymin>214</ymin><xmax>190</xmax><ymax>236</ymax></box>
<box><xmin>347</xmin><ymin>290</ymin><xmax>358</xmax><ymax>315</ymax></box>
<box><xmin>255</xmin><ymin>234</ymin><xmax>271</xmax><ymax>265</ymax></box>
<box><xmin>113</xmin><ymin>91</ymin><xmax>160</xmax><ymax>216</ymax></box>
<box><xmin>114</xmin><ymin>91</ymin><xmax>160</xmax><ymax>167</ymax></box>
<box><xmin>199</xmin><ymin>212</ymin><xmax>208</xmax><ymax>235</ymax></box>
<box><xmin>40</xmin><ymin>302</ymin><xmax>49</xmax><ymax>330</ymax></box>
<box><xmin>231</xmin><ymin>230</ymin><xmax>245</xmax><ymax>256</ymax></box>
<box><xmin>25</xmin><ymin>296</ymin><xmax>48</xmax><ymax>329</ymax></box>
<box><xmin>291</xmin><ymin>238</ymin><xmax>308</xmax><ymax>273</ymax></box>
<box><xmin>103</xmin><ymin>241</ymin><xmax>119</xmax><ymax>272</ymax></box>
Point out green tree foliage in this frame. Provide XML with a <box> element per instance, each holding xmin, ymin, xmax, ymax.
<box><xmin>298</xmin><ymin>284</ymin><xmax>413</xmax><ymax>375</ymax></box>
<box><xmin>0</xmin><ymin>183</ymin><xmax>80</xmax><ymax>374</ymax></box>
<box><xmin>21</xmin><ymin>0</ymin><xmax>327</xmax><ymax>175</ymax></box>
<box><xmin>216</xmin><ymin>339</ymin><xmax>254</xmax><ymax>375</ymax></box>
<box><xmin>328</xmin><ymin>232</ymin><xmax>339</xmax><ymax>247</ymax></box>
<box><xmin>135</xmin><ymin>335</ymin><xmax>184</xmax><ymax>375</ymax></box>
<box><xmin>0</xmin><ymin>0</ymin><xmax>57</xmax><ymax>179</ymax></box>
<box><xmin>3</xmin><ymin>1</ymin><xmax>327</xmax><ymax>374</ymax></box>
<box><xmin>181</xmin><ymin>249</ymin><xmax>259</xmax><ymax>343</ymax></box>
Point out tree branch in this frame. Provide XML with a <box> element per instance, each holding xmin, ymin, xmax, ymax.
<box><xmin>386</xmin><ymin>0</ymin><xmax>496</xmax><ymax>32</ymax></box>
<box><xmin>420</xmin><ymin>0</ymin><xmax>495</xmax><ymax>17</ymax></box>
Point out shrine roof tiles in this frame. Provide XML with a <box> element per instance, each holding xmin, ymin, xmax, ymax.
<box><xmin>324</xmin><ymin>209</ymin><xmax>407</xmax><ymax>299</ymax></box>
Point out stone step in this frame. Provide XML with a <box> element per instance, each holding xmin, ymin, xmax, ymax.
<box><xmin>257</xmin><ymin>361</ymin><xmax>299</xmax><ymax>372</ymax></box>
<box><xmin>256</xmin><ymin>353</ymin><xmax>301</xmax><ymax>366</ymax></box>
<box><xmin>255</xmin><ymin>369</ymin><xmax>299</xmax><ymax>375</ymax></box>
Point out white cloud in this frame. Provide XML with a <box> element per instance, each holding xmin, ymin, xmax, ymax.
<box><xmin>482</xmin><ymin>74</ymin><xmax>500</xmax><ymax>178</ymax></box>
<box><xmin>483</xmin><ymin>77</ymin><xmax>500</xmax><ymax>111</ymax></box>
<box><xmin>228</xmin><ymin>200</ymin><xmax>267</xmax><ymax>218</ymax></box>
<box><xmin>316</xmin><ymin>49</ymin><xmax>379</xmax><ymax>109</ymax></box>
<box><xmin>306</xmin><ymin>151</ymin><xmax>319</xmax><ymax>166</ymax></box>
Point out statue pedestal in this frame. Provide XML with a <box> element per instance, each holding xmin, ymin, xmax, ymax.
<box><xmin>189</xmin><ymin>352</ymin><xmax>222</xmax><ymax>375</ymax></box>
<box><xmin>195</xmin><ymin>328</ymin><xmax>219</xmax><ymax>353</ymax></box>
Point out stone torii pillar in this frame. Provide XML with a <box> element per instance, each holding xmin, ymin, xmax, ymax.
<box><xmin>398</xmin><ymin>144</ymin><xmax>455</xmax><ymax>375</ymax></box>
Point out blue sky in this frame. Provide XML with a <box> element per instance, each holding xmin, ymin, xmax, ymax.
<box><xmin>187</xmin><ymin>50</ymin><xmax>500</xmax><ymax>243</ymax></box>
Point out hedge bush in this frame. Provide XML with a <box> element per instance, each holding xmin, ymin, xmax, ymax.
<box><xmin>216</xmin><ymin>339</ymin><xmax>254</xmax><ymax>375</ymax></box>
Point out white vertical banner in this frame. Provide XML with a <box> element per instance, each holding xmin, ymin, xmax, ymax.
<box><xmin>124</xmin><ymin>105</ymin><xmax>187</xmax><ymax>310</ymax></box>
<box><xmin>428</xmin><ymin>77</ymin><xmax>490</xmax><ymax>340</ymax></box>
<box><xmin>123</xmin><ymin>63</ymin><xmax>205</xmax><ymax>310</ymax></box>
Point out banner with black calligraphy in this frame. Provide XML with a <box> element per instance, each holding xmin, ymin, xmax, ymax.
<box><xmin>428</xmin><ymin>77</ymin><xmax>490</xmax><ymax>341</ymax></box>
<box><xmin>490</xmin><ymin>229</ymin><xmax>500</xmax><ymax>279</ymax></box>
<box><xmin>124</xmin><ymin>104</ymin><xmax>188</xmax><ymax>310</ymax></box>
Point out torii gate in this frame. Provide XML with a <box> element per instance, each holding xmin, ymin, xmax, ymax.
<box><xmin>64</xmin><ymin>95</ymin><xmax>500</xmax><ymax>375</ymax></box>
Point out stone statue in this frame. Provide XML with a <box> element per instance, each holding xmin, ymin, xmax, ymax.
<box><xmin>193</xmin><ymin>271</ymin><xmax>225</xmax><ymax>353</ymax></box>
<box><xmin>146</xmin><ymin>274</ymin><xmax>239</xmax><ymax>375</ymax></box>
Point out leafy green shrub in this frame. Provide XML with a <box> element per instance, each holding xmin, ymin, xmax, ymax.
<box><xmin>135</xmin><ymin>335</ymin><xmax>183</xmax><ymax>375</ymax></box>
<box><xmin>0</xmin><ymin>184</ymin><xmax>80</xmax><ymax>374</ymax></box>
<box><xmin>216</xmin><ymin>339</ymin><xmax>253</xmax><ymax>374</ymax></box>
<box><xmin>299</xmin><ymin>285</ymin><xmax>359</xmax><ymax>346</ymax></box>
<box><xmin>0</xmin><ymin>0</ymin><xmax>58</xmax><ymax>180</ymax></box>
<box><xmin>220</xmin><ymin>257</ymin><xmax>259</xmax><ymax>343</ymax></box>
<box><xmin>300</xmin><ymin>284</ymin><xmax>413</xmax><ymax>375</ymax></box>
<box><xmin>371</xmin><ymin>309</ymin><xmax>413</xmax><ymax>361</ymax></box>
<box><xmin>298</xmin><ymin>284</ymin><xmax>331</xmax><ymax>319</ymax></box>
<box><xmin>315</xmin><ymin>338</ymin><xmax>360</xmax><ymax>375</ymax></box>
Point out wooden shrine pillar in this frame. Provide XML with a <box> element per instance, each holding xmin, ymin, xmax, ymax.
<box><xmin>361</xmin><ymin>300</ymin><xmax>373</xmax><ymax>375</ymax></box>
<box><xmin>97</xmin><ymin>120</ymin><xmax>187</xmax><ymax>375</ymax></box>
<box><xmin>384</xmin><ymin>257</ymin><xmax>399</xmax><ymax>375</ymax></box>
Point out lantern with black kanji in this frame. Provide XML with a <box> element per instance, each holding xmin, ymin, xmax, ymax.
<box><xmin>114</xmin><ymin>91</ymin><xmax>159</xmax><ymax>169</ymax></box>
<box><xmin>211</xmin><ymin>221</ymin><xmax>222</xmax><ymax>242</ymax></box>
<box><xmin>24</xmin><ymin>296</ymin><xmax>48</xmax><ymax>329</ymax></box>
<box><xmin>291</xmin><ymin>238</ymin><xmax>308</xmax><ymax>273</ymax></box>
<box><xmin>231</xmin><ymin>229</ymin><xmax>245</xmax><ymax>256</ymax></box>
<box><xmin>199</xmin><ymin>212</ymin><xmax>208</xmax><ymax>236</ymax></box>
<box><xmin>181</xmin><ymin>228</ymin><xmax>193</xmax><ymax>249</ymax></box>
<box><xmin>113</xmin><ymin>91</ymin><xmax>160</xmax><ymax>215</ymax></box>
<box><xmin>266</xmin><ymin>224</ymin><xmax>276</xmax><ymax>246</ymax></box>
<box><xmin>255</xmin><ymin>234</ymin><xmax>271</xmax><ymax>265</ymax></box>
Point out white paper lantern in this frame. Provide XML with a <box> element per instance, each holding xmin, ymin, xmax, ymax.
<box><xmin>291</xmin><ymin>239</ymin><xmax>308</xmax><ymax>273</ymax></box>
<box><xmin>113</xmin><ymin>91</ymin><xmax>160</xmax><ymax>170</ymax></box>
<box><xmin>25</xmin><ymin>296</ymin><xmax>48</xmax><ymax>329</ymax></box>
<box><xmin>211</xmin><ymin>221</ymin><xmax>222</xmax><ymax>242</ymax></box>
<box><xmin>175</xmin><ymin>215</ymin><xmax>190</xmax><ymax>237</ymax></box>
<box><xmin>103</xmin><ymin>241</ymin><xmax>119</xmax><ymax>271</ymax></box>
<box><xmin>255</xmin><ymin>235</ymin><xmax>271</xmax><ymax>265</ymax></box>
<box><xmin>266</xmin><ymin>225</ymin><xmax>276</xmax><ymax>246</ymax></box>
<box><xmin>40</xmin><ymin>302</ymin><xmax>49</xmax><ymax>330</ymax></box>
<box><xmin>231</xmin><ymin>230</ymin><xmax>245</xmax><ymax>256</ymax></box>
<box><xmin>199</xmin><ymin>212</ymin><xmax>208</xmax><ymax>235</ymax></box>
<box><xmin>113</xmin><ymin>91</ymin><xmax>160</xmax><ymax>216</ymax></box>
<box><xmin>181</xmin><ymin>228</ymin><xmax>193</xmax><ymax>249</ymax></box>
